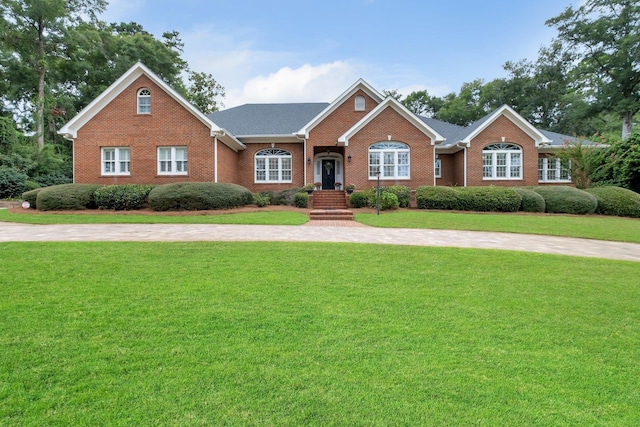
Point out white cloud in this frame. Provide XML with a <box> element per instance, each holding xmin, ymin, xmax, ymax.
<box><xmin>224</xmin><ymin>61</ymin><xmax>364</xmax><ymax>108</ymax></box>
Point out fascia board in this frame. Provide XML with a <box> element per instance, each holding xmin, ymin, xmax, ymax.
<box><xmin>337</xmin><ymin>98</ymin><xmax>445</xmax><ymax>145</ymax></box>
<box><xmin>235</xmin><ymin>135</ymin><xmax>303</xmax><ymax>144</ymax></box>
<box><xmin>461</xmin><ymin>105</ymin><xmax>552</xmax><ymax>147</ymax></box>
<box><xmin>296</xmin><ymin>78</ymin><xmax>385</xmax><ymax>138</ymax></box>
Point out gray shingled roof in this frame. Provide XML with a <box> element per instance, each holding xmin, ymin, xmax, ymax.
<box><xmin>208</xmin><ymin>103</ymin><xmax>328</xmax><ymax>136</ymax></box>
<box><xmin>209</xmin><ymin>102</ymin><xmax>582</xmax><ymax>147</ymax></box>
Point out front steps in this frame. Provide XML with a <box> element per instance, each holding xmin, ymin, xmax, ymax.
<box><xmin>309</xmin><ymin>190</ymin><xmax>353</xmax><ymax>221</ymax></box>
<box><xmin>309</xmin><ymin>209</ymin><xmax>354</xmax><ymax>221</ymax></box>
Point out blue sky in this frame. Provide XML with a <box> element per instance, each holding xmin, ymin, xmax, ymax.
<box><xmin>102</xmin><ymin>0</ymin><xmax>581</xmax><ymax>109</ymax></box>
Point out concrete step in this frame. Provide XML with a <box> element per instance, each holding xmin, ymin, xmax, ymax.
<box><xmin>309</xmin><ymin>209</ymin><xmax>354</xmax><ymax>221</ymax></box>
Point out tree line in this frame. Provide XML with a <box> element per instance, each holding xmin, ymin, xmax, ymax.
<box><xmin>0</xmin><ymin>0</ymin><xmax>639</xmax><ymax>193</ymax></box>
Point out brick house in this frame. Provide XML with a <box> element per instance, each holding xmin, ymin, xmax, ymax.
<box><xmin>59</xmin><ymin>62</ymin><xmax>575</xmax><ymax>193</ymax></box>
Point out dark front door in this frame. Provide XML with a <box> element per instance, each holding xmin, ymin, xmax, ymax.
<box><xmin>322</xmin><ymin>159</ymin><xmax>336</xmax><ymax>189</ymax></box>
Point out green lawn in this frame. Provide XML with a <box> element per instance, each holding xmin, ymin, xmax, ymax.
<box><xmin>0</xmin><ymin>208</ymin><xmax>309</xmax><ymax>225</ymax></box>
<box><xmin>2</xmin><ymin>242</ymin><xmax>639</xmax><ymax>425</ymax></box>
<box><xmin>356</xmin><ymin>210</ymin><xmax>640</xmax><ymax>243</ymax></box>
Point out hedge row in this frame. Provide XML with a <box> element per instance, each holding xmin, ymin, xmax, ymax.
<box><xmin>415</xmin><ymin>186</ymin><xmax>521</xmax><ymax>212</ymax></box>
<box><xmin>148</xmin><ymin>183</ymin><xmax>252</xmax><ymax>211</ymax></box>
<box><xmin>21</xmin><ymin>182</ymin><xmax>254</xmax><ymax>211</ymax></box>
<box><xmin>584</xmin><ymin>186</ymin><xmax>640</xmax><ymax>218</ymax></box>
<box><xmin>36</xmin><ymin>184</ymin><xmax>101</xmax><ymax>211</ymax></box>
<box><xmin>94</xmin><ymin>184</ymin><xmax>154</xmax><ymax>210</ymax></box>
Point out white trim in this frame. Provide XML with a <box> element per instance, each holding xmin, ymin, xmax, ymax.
<box><xmin>482</xmin><ymin>143</ymin><xmax>523</xmax><ymax>180</ymax></box>
<box><xmin>137</xmin><ymin>88</ymin><xmax>151</xmax><ymax>114</ymax></box>
<box><xmin>461</xmin><ymin>105</ymin><xmax>552</xmax><ymax>147</ymax></box>
<box><xmin>157</xmin><ymin>146</ymin><xmax>188</xmax><ymax>175</ymax></box>
<box><xmin>296</xmin><ymin>79</ymin><xmax>384</xmax><ymax>138</ymax></box>
<box><xmin>102</xmin><ymin>147</ymin><xmax>131</xmax><ymax>176</ymax></box>
<box><xmin>58</xmin><ymin>62</ymin><xmax>246</xmax><ymax>153</ymax></box>
<box><xmin>254</xmin><ymin>148</ymin><xmax>293</xmax><ymax>183</ymax></box>
<box><xmin>368</xmin><ymin>142</ymin><xmax>410</xmax><ymax>180</ymax></box>
<box><xmin>338</xmin><ymin>97</ymin><xmax>445</xmax><ymax>146</ymax></box>
<box><xmin>313</xmin><ymin>153</ymin><xmax>343</xmax><ymax>186</ymax></box>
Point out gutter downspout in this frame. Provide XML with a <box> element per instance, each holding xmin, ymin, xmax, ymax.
<box><xmin>297</xmin><ymin>134</ymin><xmax>308</xmax><ymax>185</ymax></box>
<box><xmin>457</xmin><ymin>142</ymin><xmax>468</xmax><ymax>187</ymax></box>
<box><xmin>214</xmin><ymin>135</ymin><xmax>218</xmax><ymax>183</ymax></box>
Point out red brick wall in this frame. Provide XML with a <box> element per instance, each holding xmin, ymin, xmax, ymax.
<box><xmin>235</xmin><ymin>143</ymin><xmax>305</xmax><ymax>193</ymax></box>
<box><xmin>341</xmin><ymin>106</ymin><xmax>435</xmax><ymax>191</ymax></box>
<box><xmin>306</xmin><ymin>90</ymin><xmax>380</xmax><ymax>185</ymax></box>
<box><xmin>74</xmin><ymin>75</ymin><xmax>216</xmax><ymax>185</ymax></box>
<box><xmin>216</xmin><ymin>139</ymin><xmax>239</xmax><ymax>184</ymax></box>
<box><xmin>466</xmin><ymin>115</ymin><xmax>539</xmax><ymax>186</ymax></box>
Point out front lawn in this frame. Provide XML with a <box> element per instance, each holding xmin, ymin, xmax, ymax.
<box><xmin>0</xmin><ymin>208</ymin><xmax>309</xmax><ymax>225</ymax></box>
<box><xmin>356</xmin><ymin>210</ymin><xmax>640</xmax><ymax>243</ymax></box>
<box><xmin>1</xmin><ymin>242</ymin><xmax>639</xmax><ymax>425</ymax></box>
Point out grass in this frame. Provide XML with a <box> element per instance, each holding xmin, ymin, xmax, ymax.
<box><xmin>2</xmin><ymin>242</ymin><xmax>640</xmax><ymax>425</ymax></box>
<box><xmin>0</xmin><ymin>208</ymin><xmax>309</xmax><ymax>225</ymax></box>
<box><xmin>356</xmin><ymin>210</ymin><xmax>640</xmax><ymax>243</ymax></box>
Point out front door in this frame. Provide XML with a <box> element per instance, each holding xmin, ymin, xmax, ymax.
<box><xmin>322</xmin><ymin>159</ymin><xmax>336</xmax><ymax>189</ymax></box>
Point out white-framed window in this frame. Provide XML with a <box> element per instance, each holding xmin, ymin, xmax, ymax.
<box><xmin>435</xmin><ymin>158</ymin><xmax>442</xmax><ymax>178</ymax></box>
<box><xmin>368</xmin><ymin>142</ymin><xmax>410</xmax><ymax>179</ymax></box>
<box><xmin>482</xmin><ymin>143</ymin><xmax>522</xmax><ymax>180</ymax></box>
<box><xmin>539</xmin><ymin>157</ymin><xmax>571</xmax><ymax>182</ymax></box>
<box><xmin>158</xmin><ymin>147</ymin><xmax>187</xmax><ymax>175</ymax></box>
<box><xmin>102</xmin><ymin>147</ymin><xmax>130</xmax><ymax>175</ymax></box>
<box><xmin>255</xmin><ymin>149</ymin><xmax>292</xmax><ymax>183</ymax></box>
<box><xmin>137</xmin><ymin>88</ymin><xmax>151</xmax><ymax>114</ymax></box>
<box><xmin>355</xmin><ymin>95</ymin><xmax>365</xmax><ymax>111</ymax></box>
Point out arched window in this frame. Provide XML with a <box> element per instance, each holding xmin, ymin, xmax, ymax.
<box><xmin>354</xmin><ymin>95</ymin><xmax>365</xmax><ymax>111</ymax></box>
<box><xmin>137</xmin><ymin>88</ymin><xmax>151</xmax><ymax>114</ymax></box>
<box><xmin>368</xmin><ymin>142</ymin><xmax>409</xmax><ymax>179</ymax></box>
<box><xmin>255</xmin><ymin>149</ymin><xmax>292</xmax><ymax>183</ymax></box>
<box><xmin>482</xmin><ymin>143</ymin><xmax>522</xmax><ymax>179</ymax></box>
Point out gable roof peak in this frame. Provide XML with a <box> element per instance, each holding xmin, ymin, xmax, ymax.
<box><xmin>296</xmin><ymin>78</ymin><xmax>385</xmax><ymax>137</ymax></box>
<box><xmin>460</xmin><ymin>104</ymin><xmax>552</xmax><ymax>147</ymax></box>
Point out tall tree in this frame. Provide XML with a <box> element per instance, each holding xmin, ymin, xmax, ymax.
<box><xmin>0</xmin><ymin>0</ymin><xmax>107</xmax><ymax>151</ymax></box>
<box><xmin>547</xmin><ymin>0</ymin><xmax>640</xmax><ymax>139</ymax></box>
<box><xmin>186</xmin><ymin>71</ymin><xmax>226</xmax><ymax>114</ymax></box>
<box><xmin>401</xmin><ymin>90</ymin><xmax>445</xmax><ymax>118</ymax></box>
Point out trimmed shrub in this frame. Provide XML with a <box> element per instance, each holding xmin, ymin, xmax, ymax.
<box><xmin>267</xmin><ymin>188</ymin><xmax>304</xmax><ymax>205</ymax></box>
<box><xmin>253</xmin><ymin>192</ymin><xmax>271</xmax><ymax>207</ymax></box>
<box><xmin>349</xmin><ymin>191</ymin><xmax>369</xmax><ymax>208</ymax></box>
<box><xmin>585</xmin><ymin>186</ymin><xmax>640</xmax><ymax>218</ymax></box>
<box><xmin>94</xmin><ymin>184</ymin><xmax>154</xmax><ymax>210</ymax></box>
<box><xmin>148</xmin><ymin>182</ymin><xmax>252</xmax><ymax>211</ymax></box>
<box><xmin>379</xmin><ymin>192</ymin><xmax>399</xmax><ymax>210</ymax></box>
<box><xmin>36</xmin><ymin>184</ymin><xmax>101</xmax><ymax>210</ymax></box>
<box><xmin>533</xmin><ymin>186</ymin><xmax>597</xmax><ymax>215</ymax></box>
<box><xmin>22</xmin><ymin>188</ymin><xmax>43</xmax><ymax>208</ymax></box>
<box><xmin>0</xmin><ymin>166</ymin><xmax>29</xmax><ymax>198</ymax></box>
<box><xmin>382</xmin><ymin>185</ymin><xmax>411</xmax><ymax>208</ymax></box>
<box><xmin>455</xmin><ymin>187</ymin><xmax>521</xmax><ymax>212</ymax></box>
<box><xmin>293</xmin><ymin>192</ymin><xmax>308</xmax><ymax>208</ymax></box>
<box><xmin>415</xmin><ymin>186</ymin><xmax>460</xmax><ymax>210</ymax></box>
<box><xmin>513</xmin><ymin>187</ymin><xmax>545</xmax><ymax>213</ymax></box>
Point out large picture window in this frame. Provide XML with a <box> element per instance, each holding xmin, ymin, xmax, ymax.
<box><xmin>539</xmin><ymin>157</ymin><xmax>570</xmax><ymax>182</ymax></box>
<box><xmin>102</xmin><ymin>147</ymin><xmax>130</xmax><ymax>175</ymax></box>
<box><xmin>137</xmin><ymin>88</ymin><xmax>151</xmax><ymax>114</ymax></box>
<box><xmin>158</xmin><ymin>147</ymin><xmax>187</xmax><ymax>175</ymax></box>
<box><xmin>482</xmin><ymin>143</ymin><xmax>522</xmax><ymax>180</ymax></box>
<box><xmin>369</xmin><ymin>142</ymin><xmax>410</xmax><ymax>179</ymax></box>
<box><xmin>255</xmin><ymin>149</ymin><xmax>292</xmax><ymax>183</ymax></box>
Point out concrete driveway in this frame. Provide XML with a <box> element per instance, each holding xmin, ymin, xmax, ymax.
<box><xmin>1</xmin><ymin>219</ymin><xmax>639</xmax><ymax>262</ymax></box>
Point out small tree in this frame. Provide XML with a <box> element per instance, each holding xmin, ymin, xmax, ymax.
<box><xmin>557</xmin><ymin>140</ymin><xmax>601</xmax><ymax>189</ymax></box>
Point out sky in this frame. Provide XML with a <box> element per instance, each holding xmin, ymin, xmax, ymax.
<box><xmin>101</xmin><ymin>0</ymin><xmax>582</xmax><ymax>110</ymax></box>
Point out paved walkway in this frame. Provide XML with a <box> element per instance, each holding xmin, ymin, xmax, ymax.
<box><xmin>1</xmin><ymin>219</ymin><xmax>639</xmax><ymax>262</ymax></box>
